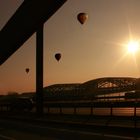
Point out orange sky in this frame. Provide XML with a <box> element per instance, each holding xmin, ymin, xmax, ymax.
<box><xmin>1</xmin><ymin>0</ymin><xmax>140</xmax><ymax>94</ymax></box>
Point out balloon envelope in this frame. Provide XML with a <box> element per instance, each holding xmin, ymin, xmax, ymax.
<box><xmin>77</xmin><ymin>13</ymin><xmax>88</xmax><ymax>24</ymax></box>
<box><xmin>55</xmin><ymin>53</ymin><xmax>61</xmax><ymax>61</ymax></box>
<box><xmin>25</xmin><ymin>68</ymin><xmax>29</xmax><ymax>73</ymax></box>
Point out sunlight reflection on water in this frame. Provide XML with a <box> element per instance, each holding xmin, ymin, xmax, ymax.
<box><xmin>47</xmin><ymin>107</ymin><xmax>140</xmax><ymax>116</ymax></box>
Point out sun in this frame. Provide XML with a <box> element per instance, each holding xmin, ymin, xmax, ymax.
<box><xmin>127</xmin><ymin>41</ymin><xmax>139</xmax><ymax>54</ymax></box>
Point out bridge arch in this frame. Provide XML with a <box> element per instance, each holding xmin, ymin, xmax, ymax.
<box><xmin>81</xmin><ymin>77</ymin><xmax>137</xmax><ymax>95</ymax></box>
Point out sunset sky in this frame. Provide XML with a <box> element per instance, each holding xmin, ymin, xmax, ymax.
<box><xmin>0</xmin><ymin>0</ymin><xmax>140</xmax><ymax>94</ymax></box>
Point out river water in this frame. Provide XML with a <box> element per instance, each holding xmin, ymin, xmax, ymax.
<box><xmin>46</xmin><ymin>107</ymin><xmax>140</xmax><ymax>116</ymax></box>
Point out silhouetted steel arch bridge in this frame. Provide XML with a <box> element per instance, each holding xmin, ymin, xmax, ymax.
<box><xmin>43</xmin><ymin>77</ymin><xmax>140</xmax><ymax>108</ymax></box>
<box><xmin>44</xmin><ymin>77</ymin><xmax>140</xmax><ymax>96</ymax></box>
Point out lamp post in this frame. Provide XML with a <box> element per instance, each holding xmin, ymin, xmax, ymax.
<box><xmin>36</xmin><ymin>24</ymin><xmax>44</xmax><ymax>115</ymax></box>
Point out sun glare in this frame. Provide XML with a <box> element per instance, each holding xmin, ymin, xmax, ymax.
<box><xmin>127</xmin><ymin>41</ymin><xmax>139</xmax><ymax>54</ymax></box>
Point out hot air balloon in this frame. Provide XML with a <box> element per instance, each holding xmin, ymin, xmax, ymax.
<box><xmin>25</xmin><ymin>68</ymin><xmax>30</xmax><ymax>73</ymax></box>
<box><xmin>55</xmin><ymin>53</ymin><xmax>61</xmax><ymax>61</ymax></box>
<box><xmin>77</xmin><ymin>13</ymin><xmax>88</xmax><ymax>24</ymax></box>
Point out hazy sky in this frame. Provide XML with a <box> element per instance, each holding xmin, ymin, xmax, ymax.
<box><xmin>1</xmin><ymin>0</ymin><xmax>140</xmax><ymax>94</ymax></box>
